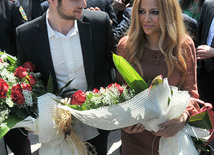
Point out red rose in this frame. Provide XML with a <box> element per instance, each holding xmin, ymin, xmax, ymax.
<box><xmin>93</xmin><ymin>88</ymin><xmax>99</xmax><ymax>94</ymax></box>
<box><xmin>11</xmin><ymin>84</ymin><xmax>22</xmax><ymax>91</ymax></box>
<box><xmin>27</xmin><ymin>75</ymin><xmax>37</xmax><ymax>86</ymax></box>
<box><xmin>23</xmin><ymin>61</ymin><xmax>36</xmax><ymax>72</ymax></box>
<box><xmin>71</xmin><ymin>90</ymin><xmax>86</xmax><ymax>106</ymax></box>
<box><xmin>108</xmin><ymin>83</ymin><xmax>124</xmax><ymax>94</ymax></box>
<box><xmin>11</xmin><ymin>84</ymin><xmax>25</xmax><ymax>105</ymax></box>
<box><xmin>21</xmin><ymin>83</ymin><xmax>32</xmax><ymax>91</ymax></box>
<box><xmin>14</xmin><ymin>67</ymin><xmax>27</xmax><ymax>79</ymax></box>
<box><xmin>0</xmin><ymin>78</ymin><xmax>9</xmax><ymax>98</ymax></box>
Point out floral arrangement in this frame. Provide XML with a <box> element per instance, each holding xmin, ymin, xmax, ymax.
<box><xmin>51</xmin><ymin>53</ymin><xmax>213</xmax><ymax>155</ymax></box>
<box><xmin>62</xmin><ymin>83</ymin><xmax>135</xmax><ymax>111</ymax></box>
<box><xmin>0</xmin><ymin>52</ymin><xmax>46</xmax><ymax>139</ymax></box>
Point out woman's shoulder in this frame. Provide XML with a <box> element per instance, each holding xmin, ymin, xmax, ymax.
<box><xmin>182</xmin><ymin>35</ymin><xmax>196</xmax><ymax>60</ymax></box>
<box><xmin>182</xmin><ymin>35</ymin><xmax>195</xmax><ymax>50</ymax></box>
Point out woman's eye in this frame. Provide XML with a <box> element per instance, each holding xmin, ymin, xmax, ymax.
<box><xmin>139</xmin><ymin>10</ymin><xmax>145</xmax><ymax>14</ymax></box>
<box><xmin>152</xmin><ymin>11</ymin><xmax>159</xmax><ymax>15</ymax></box>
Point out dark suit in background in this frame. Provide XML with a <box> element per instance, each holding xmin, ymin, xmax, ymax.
<box><xmin>86</xmin><ymin>0</ymin><xmax>118</xmax><ymax>27</ymax></box>
<box><xmin>0</xmin><ymin>1</ymin><xmax>31</xmax><ymax>154</ymax></box>
<box><xmin>197</xmin><ymin>0</ymin><xmax>214</xmax><ymax>105</ymax></box>
<box><xmin>16</xmin><ymin>9</ymin><xmax>116</xmax><ymax>154</ymax></box>
<box><xmin>0</xmin><ymin>0</ymin><xmax>27</xmax><ymax>56</ymax></box>
<box><xmin>182</xmin><ymin>13</ymin><xmax>198</xmax><ymax>47</ymax></box>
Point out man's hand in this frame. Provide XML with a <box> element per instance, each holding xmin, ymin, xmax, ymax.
<box><xmin>197</xmin><ymin>45</ymin><xmax>214</xmax><ymax>60</ymax></box>
<box><xmin>87</xmin><ymin>7</ymin><xmax>101</xmax><ymax>11</ymax></box>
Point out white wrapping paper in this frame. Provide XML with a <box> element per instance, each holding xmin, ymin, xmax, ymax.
<box><xmin>14</xmin><ymin>93</ymin><xmax>87</xmax><ymax>155</ymax></box>
<box><xmin>14</xmin><ymin>78</ymin><xmax>210</xmax><ymax>155</ymax></box>
<box><xmin>57</xmin><ymin>78</ymin><xmax>198</xmax><ymax>155</ymax></box>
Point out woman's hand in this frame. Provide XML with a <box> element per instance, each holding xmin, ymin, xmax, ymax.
<box><xmin>122</xmin><ymin>124</ymin><xmax>145</xmax><ymax>134</ymax></box>
<box><xmin>151</xmin><ymin>112</ymin><xmax>188</xmax><ymax>138</ymax></box>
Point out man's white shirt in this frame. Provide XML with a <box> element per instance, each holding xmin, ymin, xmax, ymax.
<box><xmin>46</xmin><ymin>12</ymin><xmax>99</xmax><ymax>141</ymax></box>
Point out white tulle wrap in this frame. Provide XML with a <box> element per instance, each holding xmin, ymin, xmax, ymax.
<box><xmin>14</xmin><ymin>78</ymin><xmax>210</xmax><ymax>155</ymax></box>
<box><xmin>14</xmin><ymin>93</ymin><xmax>85</xmax><ymax>155</ymax></box>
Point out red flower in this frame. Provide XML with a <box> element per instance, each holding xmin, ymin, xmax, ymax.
<box><xmin>108</xmin><ymin>83</ymin><xmax>124</xmax><ymax>94</ymax></box>
<box><xmin>0</xmin><ymin>79</ymin><xmax>9</xmax><ymax>98</ymax></box>
<box><xmin>21</xmin><ymin>83</ymin><xmax>32</xmax><ymax>91</ymax></box>
<box><xmin>11</xmin><ymin>84</ymin><xmax>25</xmax><ymax>105</ymax></box>
<box><xmin>27</xmin><ymin>75</ymin><xmax>37</xmax><ymax>86</ymax></box>
<box><xmin>11</xmin><ymin>84</ymin><xmax>22</xmax><ymax>91</ymax></box>
<box><xmin>93</xmin><ymin>88</ymin><xmax>99</xmax><ymax>94</ymax></box>
<box><xmin>23</xmin><ymin>61</ymin><xmax>36</xmax><ymax>72</ymax></box>
<box><xmin>71</xmin><ymin>90</ymin><xmax>86</xmax><ymax>106</ymax></box>
<box><xmin>14</xmin><ymin>67</ymin><xmax>27</xmax><ymax>79</ymax></box>
<box><xmin>0</xmin><ymin>58</ymin><xmax>4</xmax><ymax>63</ymax></box>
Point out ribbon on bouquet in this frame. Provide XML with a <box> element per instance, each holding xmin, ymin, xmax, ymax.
<box><xmin>13</xmin><ymin>93</ymin><xmax>89</xmax><ymax>155</ymax></box>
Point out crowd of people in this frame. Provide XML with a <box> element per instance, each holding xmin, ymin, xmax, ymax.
<box><xmin>0</xmin><ymin>0</ymin><xmax>214</xmax><ymax>154</ymax></box>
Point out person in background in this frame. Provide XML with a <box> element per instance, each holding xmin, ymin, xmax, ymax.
<box><xmin>17</xmin><ymin>0</ymin><xmax>45</xmax><ymax>20</ymax></box>
<box><xmin>0</xmin><ymin>0</ymin><xmax>27</xmax><ymax>56</ymax></box>
<box><xmin>115</xmin><ymin>0</ymin><xmax>210</xmax><ymax>154</ymax></box>
<box><xmin>112</xmin><ymin>2</ymin><xmax>132</xmax><ymax>42</ymax></box>
<box><xmin>197</xmin><ymin>0</ymin><xmax>214</xmax><ymax>106</ymax></box>
<box><xmin>86</xmin><ymin>0</ymin><xmax>118</xmax><ymax>27</ymax></box>
<box><xmin>179</xmin><ymin>0</ymin><xmax>204</xmax><ymax>21</ymax></box>
<box><xmin>183</xmin><ymin>13</ymin><xmax>198</xmax><ymax>47</ymax></box>
<box><xmin>16</xmin><ymin>0</ymin><xmax>116</xmax><ymax>154</ymax></box>
<box><xmin>0</xmin><ymin>0</ymin><xmax>32</xmax><ymax>154</ymax></box>
<box><xmin>112</xmin><ymin>0</ymin><xmax>132</xmax><ymax>23</ymax></box>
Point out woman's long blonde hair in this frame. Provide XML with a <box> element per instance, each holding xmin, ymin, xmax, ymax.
<box><xmin>126</xmin><ymin>0</ymin><xmax>189</xmax><ymax>88</ymax></box>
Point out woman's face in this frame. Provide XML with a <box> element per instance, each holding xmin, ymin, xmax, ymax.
<box><xmin>138</xmin><ymin>0</ymin><xmax>160</xmax><ymax>38</ymax></box>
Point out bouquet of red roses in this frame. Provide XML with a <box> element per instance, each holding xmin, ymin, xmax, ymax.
<box><xmin>64</xmin><ymin>83</ymin><xmax>135</xmax><ymax>111</ymax></box>
<box><xmin>0</xmin><ymin>52</ymin><xmax>46</xmax><ymax>139</ymax></box>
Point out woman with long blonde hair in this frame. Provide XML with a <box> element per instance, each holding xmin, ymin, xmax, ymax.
<box><xmin>116</xmin><ymin>0</ymin><xmax>211</xmax><ymax>154</ymax></box>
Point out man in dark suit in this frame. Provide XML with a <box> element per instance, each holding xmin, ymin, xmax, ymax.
<box><xmin>16</xmin><ymin>0</ymin><xmax>116</xmax><ymax>154</ymax></box>
<box><xmin>0</xmin><ymin>0</ymin><xmax>27</xmax><ymax>56</ymax></box>
<box><xmin>197</xmin><ymin>0</ymin><xmax>214</xmax><ymax>105</ymax></box>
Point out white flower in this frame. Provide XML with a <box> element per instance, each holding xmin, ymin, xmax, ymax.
<box><xmin>1</xmin><ymin>69</ymin><xmax>10</xmax><ymax>79</ymax></box>
<box><xmin>1</xmin><ymin>54</ymin><xmax>8</xmax><ymax>61</ymax></box>
<box><xmin>6</xmin><ymin>98</ymin><xmax>14</xmax><ymax>107</ymax></box>
<box><xmin>6</xmin><ymin>73</ymin><xmax>16</xmax><ymax>84</ymax></box>
<box><xmin>0</xmin><ymin>61</ymin><xmax>8</xmax><ymax>70</ymax></box>
<box><xmin>22</xmin><ymin>90</ymin><xmax>33</xmax><ymax>107</ymax></box>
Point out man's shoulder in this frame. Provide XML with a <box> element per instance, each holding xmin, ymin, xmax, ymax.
<box><xmin>82</xmin><ymin>9</ymin><xmax>109</xmax><ymax>22</ymax></box>
<box><xmin>203</xmin><ymin>0</ymin><xmax>214</xmax><ymax>8</ymax></box>
<box><xmin>17</xmin><ymin>15</ymin><xmax>44</xmax><ymax>33</ymax></box>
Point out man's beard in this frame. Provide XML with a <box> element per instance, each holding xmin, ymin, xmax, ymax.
<box><xmin>57</xmin><ymin>4</ymin><xmax>77</xmax><ymax>20</ymax></box>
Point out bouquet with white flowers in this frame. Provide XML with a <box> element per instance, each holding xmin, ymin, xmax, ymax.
<box><xmin>0</xmin><ymin>52</ymin><xmax>46</xmax><ymax>139</ymax></box>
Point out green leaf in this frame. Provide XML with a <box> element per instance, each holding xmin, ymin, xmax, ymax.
<box><xmin>0</xmin><ymin>52</ymin><xmax>18</xmax><ymax>67</ymax></box>
<box><xmin>47</xmin><ymin>74</ymin><xmax>54</xmax><ymax>93</ymax></box>
<box><xmin>0</xmin><ymin>114</ymin><xmax>23</xmax><ymax>139</ymax></box>
<box><xmin>113</xmin><ymin>53</ymin><xmax>148</xmax><ymax>94</ymax></box>
<box><xmin>55</xmin><ymin>78</ymin><xmax>75</xmax><ymax>96</ymax></box>
<box><xmin>188</xmin><ymin>110</ymin><xmax>213</xmax><ymax>130</ymax></box>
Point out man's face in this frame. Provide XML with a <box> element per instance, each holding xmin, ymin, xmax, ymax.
<box><xmin>57</xmin><ymin>0</ymin><xmax>87</xmax><ymax>20</ymax></box>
